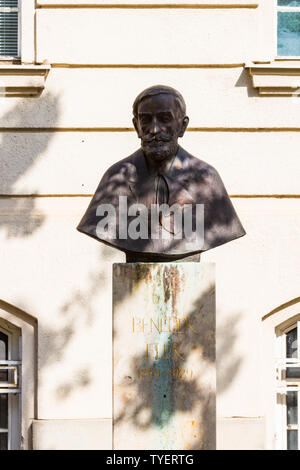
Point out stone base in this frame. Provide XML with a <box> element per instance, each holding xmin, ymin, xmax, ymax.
<box><xmin>32</xmin><ymin>419</ymin><xmax>112</xmax><ymax>450</ymax></box>
<box><xmin>113</xmin><ymin>263</ymin><xmax>216</xmax><ymax>450</ymax></box>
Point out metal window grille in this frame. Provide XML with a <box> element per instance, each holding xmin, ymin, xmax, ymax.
<box><xmin>0</xmin><ymin>361</ymin><xmax>21</xmax><ymax>392</ymax></box>
<box><xmin>0</xmin><ymin>330</ymin><xmax>21</xmax><ymax>450</ymax></box>
<box><xmin>276</xmin><ymin>323</ymin><xmax>300</xmax><ymax>450</ymax></box>
<box><xmin>0</xmin><ymin>0</ymin><xmax>19</xmax><ymax>58</ymax></box>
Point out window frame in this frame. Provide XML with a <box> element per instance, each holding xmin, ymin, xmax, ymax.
<box><xmin>276</xmin><ymin>320</ymin><xmax>300</xmax><ymax>450</ymax></box>
<box><xmin>0</xmin><ymin>327</ymin><xmax>9</xmax><ymax>450</ymax></box>
<box><xmin>0</xmin><ymin>0</ymin><xmax>21</xmax><ymax>61</ymax></box>
<box><xmin>276</xmin><ymin>0</ymin><xmax>300</xmax><ymax>59</ymax></box>
<box><xmin>0</xmin><ymin>323</ymin><xmax>21</xmax><ymax>451</ymax></box>
<box><xmin>0</xmin><ymin>0</ymin><xmax>35</xmax><ymax>64</ymax></box>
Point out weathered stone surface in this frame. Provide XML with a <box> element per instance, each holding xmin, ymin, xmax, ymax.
<box><xmin>113</xmin><ymin>263</ymin><xmax>216</xmax><ymax>450</ymax></box>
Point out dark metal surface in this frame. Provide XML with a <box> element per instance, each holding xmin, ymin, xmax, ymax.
<box><xmin>77</xmin><ymin>85</ymin><xmax>246</xmax><ymax>261</ymax></box>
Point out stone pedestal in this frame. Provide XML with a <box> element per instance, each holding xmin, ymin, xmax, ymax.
<box><xmin>113</xmin><ymin>263</ymin><xmax>216</xmax><ymax>450</ymax></box>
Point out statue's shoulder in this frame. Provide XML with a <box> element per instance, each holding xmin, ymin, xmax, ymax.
<box><xmin>178</xmin><ymin>146</ymin><xmax>220</xmax><ymax>183</ymax></box>
<box><xmin>101</xmin><ymin>149</ymin><xmax>142</xmax><ymax>183</ymax></box>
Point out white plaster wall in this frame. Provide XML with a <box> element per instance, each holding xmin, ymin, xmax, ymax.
<box><xmin>206</xmin><ymin>199</ymin><xmax>300</xmax><ymax>418</ymax></box>
<box><xmin>217</xmin><ymin>418</ymin><xmax>265</xmax><ymax>450</ymax></box>
<box><xmin>32</xmin><ymin>419</ymin><xmax>112</xmax><ymax>450</ymax></box>
<box><xmin>0</xmin><ymin>197</ymin><xmax>124</xmax><ymax>420</ymax></box>
<box><xmin>0</xmin><ymin>131</ymin><xmax>300</xmax><ymax>196</ymax></box>
<box><xmin>4</xmin><ymin>67</ymin><xmax>300</xmax><ymax>128</ymax></box>
<box><xmin>36</xmin><ymin>9</ymin><xmax>260</xmax><ymax>64</ymax></box>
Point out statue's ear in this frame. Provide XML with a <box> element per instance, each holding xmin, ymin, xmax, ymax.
<box><xmin>178</xmin><ymin>116</ymin><xmax>189</xmax><ymax>137</ymax></box>
<box><xmin>132</xmin><ymin>117</ymin><xmax>141</xmax><ymax>137</ymax></box>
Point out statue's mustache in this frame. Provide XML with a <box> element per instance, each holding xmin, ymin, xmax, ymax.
<box><xmin>141</xmin><ymin>134</ymin><xmax>171</xmax><ymax>144</ymax></box>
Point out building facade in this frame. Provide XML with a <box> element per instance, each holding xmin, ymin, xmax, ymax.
<box><xmin>0</xmin><ymin>0</ymin><xmax>300</xmax><ymax>450</ymax></box>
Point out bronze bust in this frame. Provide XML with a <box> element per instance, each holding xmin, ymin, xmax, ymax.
<box><xmin>77</xmin><ymin>85</ymin><xmax>245</xmax><ymax>262</ymax></box>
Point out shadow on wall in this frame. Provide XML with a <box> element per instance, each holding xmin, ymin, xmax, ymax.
<box><xmin>0</xmin><ymin>92</ymin><xmax>118</xmax><ymax>442</ymax></box>
<box><xmin>235</xmin><ymin>68</ymin><xmax>258</xmax><ymax>98</ymax></box>
<box><xmin>0</xmin><ymin>93</ymin><xmax>60</xmax><ymax>237</ymax></box>
<box><xmin>217</xmin><ymin>311</ymin><xmax>243</xmax><ymax>395</ymax></box>
<box><xmin>37</xmin><ymin>244</ymin><xmax>122</xmax><ymax>402</ymax></box>
<box><xmin>0</xmin><ymin>94</ymin><xmax>121</xmax><ymax>413</ymax></box>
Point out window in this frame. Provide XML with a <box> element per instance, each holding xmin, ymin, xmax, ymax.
<box><xmin>0</xmin><ymin>1</ymin><xmax>49</xmax><ymax>96</ymax></box>
<box><xmin>0</xmin><ymin>323</ymin><xmax>21</xmax><ymax>450</ymax></box>
<box><xmin>276</xmin><ymin>321</ymin><xmax>300</xmax><ymax>450</ymax></box>
<box><xmin>277</xmin><ymin>1</ymin><xmax>300</xmax><ymax>57</ymax></box>
<box><xmin>0</xmin><ymin>331</ymin><xmax>8</xmax><ymax>450</ymax></box>
<box><xmin>0</xmin><ymin>0</ymin><xmax>19</xmax><ymax>59</ymax></box>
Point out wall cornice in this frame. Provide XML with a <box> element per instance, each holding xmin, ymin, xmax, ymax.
<box><xmin>36</xmin><ymin>1</ymin><xmax>259</xmax><ymax>8</ymax></box>
<box><xmin>0</xmin><ymin>64</ymin><xmax>50</xmax><ymax>97</ymax></box>
<box><xmin>246</xmin><ymin>61</ymin><xmax>300</xmax><ymax>96</ymax></box>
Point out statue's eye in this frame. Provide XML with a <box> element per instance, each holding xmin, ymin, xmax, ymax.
<box><xmin>139</xmin><ymin>115</ymin><xmax>151</xmax><ymax>125</ymax></box>
<box><xmin>160</xmin><ymin>114</ymin><xmax>172</xmax><ymax>123</ymax></box>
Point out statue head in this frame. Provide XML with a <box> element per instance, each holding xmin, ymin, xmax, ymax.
<box><xmin>132</xmin><ymin>85</ymin><xmax>189</xmax><ymax>163</ymax></box>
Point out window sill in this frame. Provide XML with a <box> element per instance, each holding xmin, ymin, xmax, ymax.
<box><xmin>246</xmin><ymin>61</ymin><xmax>300</xmax><ymax>96</ymax></box>
<box><xmin>0</xmin><ymin>64</ymin><xmax>51</xmax><ymax>97</ymax></box>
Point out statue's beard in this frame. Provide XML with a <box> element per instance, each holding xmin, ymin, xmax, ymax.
<box><xmin>141</xmin><ymin>135</ymin><xmax>178</xmax><ymax>162</ymax></box>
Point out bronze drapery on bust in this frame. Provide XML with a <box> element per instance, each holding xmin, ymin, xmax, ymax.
<box><xmin>77</xmin><ymin>85</ymin><xmax>246</xmax><ymax>261</ymax></box>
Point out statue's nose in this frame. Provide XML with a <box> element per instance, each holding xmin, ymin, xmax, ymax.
<box><xmin>149</xmin><ymin>118</ymin><xmax>160</xmax><ymax>134</ymax></box>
